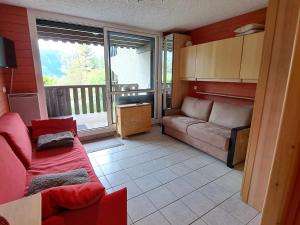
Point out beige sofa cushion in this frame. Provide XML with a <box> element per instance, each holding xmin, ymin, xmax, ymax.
<box><xmin>163</xmin><ymin>116</ymin><xmax>204</xmax><ymax>133</ymax></box>
<box><xmin>209</xmin><ymin>102</ymin><xmax>253</xmax><ymax>129</ymax></box>
<box><xmin>181</xmin><ymin>97</ymin><xmax>213</xmax><ymax>121</ymax></box>
<box><xmin>187</xmin><ymin>122</ymin><xmax>231</xmax><ymax>151</ymax></box>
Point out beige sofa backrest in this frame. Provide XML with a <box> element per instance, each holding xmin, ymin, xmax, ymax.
<box><xmin>209</xmin><ymin>101</ymin><xmax>253</xmax><ymax>129</ymax></box>
<box><xmin>181</xmin><ymin>97</ymin><xmax>213</xmax><ymax>121</ymax></box>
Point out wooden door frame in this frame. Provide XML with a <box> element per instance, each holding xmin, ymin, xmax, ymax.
<box><xmin>261</xmin><ymin>8</ymin><xmax>300</xmax><ymax>224</ymax></box>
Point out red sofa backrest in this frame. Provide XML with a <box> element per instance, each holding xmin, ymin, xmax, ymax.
<box><xmin>0</xmin><ymin>113</ymin><xmax>32</xmax><ymax>168</ymax></box>
<box><xmin>0</xmin><ymin>135</ymin><xmax>27</xmax><ymax>204</ymax></box>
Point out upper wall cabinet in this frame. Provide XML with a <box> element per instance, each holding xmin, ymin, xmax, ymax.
<box><xmin>240</xmin><ymin>32</ymin><xmax>265</xmax><ymax>81</ymax></box>
<box><xmin>180</xmin><ymin>46</ymin><xmax>196</xmax><ymax>80</ymax></box>
<box><xmin>195</xmin><ymin>36</ymin><xmax>243</xmax><ymax>80</ymax></box>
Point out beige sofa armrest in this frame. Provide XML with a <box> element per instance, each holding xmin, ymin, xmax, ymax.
<box><xmin>162</xmin><ymin>108</ymin><xmax>181</xmax><ymax>117</ymax></box>
<box><xmin>227</xmin><ymin>126</ymin><xmax>250</xmax><ymax>168</ymax></box>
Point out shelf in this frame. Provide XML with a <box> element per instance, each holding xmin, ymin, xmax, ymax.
<box><xmin>196</xmin><ymin>91</ymin><xmax>255</xmax><ymax>100</ymax></box>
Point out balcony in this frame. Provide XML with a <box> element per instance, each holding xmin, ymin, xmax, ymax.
<box><xmin>44</xmin><ymin>84</ymin><xmax>139</xmax><ymax>131</ymax></box>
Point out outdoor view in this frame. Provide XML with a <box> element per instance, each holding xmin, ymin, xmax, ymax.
<box><xmin>38</xmin><ymin>38</ymin><xmax>155</xmax><ymax>130</ymax></box>
<box><xmin>38</xmin><ymin>39</ymin><xmax>108</xmax><ymax>130</ymax></box>
<box><xmin>39</xmin><ymin>40</ymin><xmax>106</xmax><ymax>86</ymax></box>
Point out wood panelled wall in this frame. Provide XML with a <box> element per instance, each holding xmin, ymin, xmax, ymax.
<box><xmin>188</xmin><ymin>81</ymin><xmax>256</xmax><ymax>105</ymax></box>
<box><xmin>187</xmin><ymin>8</ymin><xmax>267</xmax><ymax>105</ymax></box>
<box><xmin>0</xmin><ymin>3</ymin><xmax>37</xmax><ymax>115</ymax></box>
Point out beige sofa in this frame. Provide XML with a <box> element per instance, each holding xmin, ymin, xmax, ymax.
<box><xmin>162</xmin><ymin>96</ymin><xmax>253</xmax><ymax>168</ymax></box>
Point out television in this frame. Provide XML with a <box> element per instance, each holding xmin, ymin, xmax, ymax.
<box><xmin>0</xmin><ymin>37</ymin><xmax>17</xmax><ymax>68</ymax></box>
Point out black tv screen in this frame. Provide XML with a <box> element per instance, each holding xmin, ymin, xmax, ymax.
<box><xmin>0</xmin><ymin>37</ymin><xmax>17</xmax><ymax>68</ymax></box>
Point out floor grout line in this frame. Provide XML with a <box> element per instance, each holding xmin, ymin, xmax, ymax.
<box><xmin>86</xmin><ymin>128</ymin><xmax>252</xmax><ymax>225</ymax></box>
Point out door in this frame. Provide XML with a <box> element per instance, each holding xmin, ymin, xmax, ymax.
<box><xmin>36</xmin><ymin>19</ymin><xmax>109</xmax><ymax>131</ymax></box>
<box><xmin>106</xmin><ymin>30</ymin><xmax>157</xmax><ymax>123</ymax></box>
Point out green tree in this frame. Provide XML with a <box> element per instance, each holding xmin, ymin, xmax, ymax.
<box><xmin>63</xmin><ymin>45</ymin><xmax>105</xmax><ymax>85</ymax></box>
<box><xmin>43</xmin><ymin>75</ymin><xmax>60</xmax><ymax>86</ymax></box>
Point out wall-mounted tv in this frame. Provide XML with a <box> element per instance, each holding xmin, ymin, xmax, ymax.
<box><xmin>0</xmin><ymin>37</ymin><xmax>17</xmax><ymax>68</ymax></box>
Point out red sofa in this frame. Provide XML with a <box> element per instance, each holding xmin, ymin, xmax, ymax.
<box><xmin>0</xmin><ymin>113</ymin><xmax>127</xmax><ymax>225</ymax></box>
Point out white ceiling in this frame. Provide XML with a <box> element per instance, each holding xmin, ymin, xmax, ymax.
<box><xmin>0</xmin><ymin>0</ymin><xmax>268</xmax><ymax>32</ymax></box>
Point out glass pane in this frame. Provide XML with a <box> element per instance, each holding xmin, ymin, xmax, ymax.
<box><xmin>38</xmin><ymin>39</ymin><xmax>108</xmax><ymax>130</ymax></box>
<box><xmin>111</xmin><ymin>92</ymin><xmax>155</xmax><ymax>123</ymax></box>
<box><xmin>162</xmin><ymin>35</ymin><xmax>173</xmax><ymax>109</ymax></box>
<box><xmin>108</xmin><ymin>31</ymin><xmax>155</xmax><ymax>91</ymax></box>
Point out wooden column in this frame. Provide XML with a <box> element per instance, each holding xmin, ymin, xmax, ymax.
<box><xmin>241</xmin><ymin>0</ymin><xmax>300</xmax><ymax>214</ymax></box>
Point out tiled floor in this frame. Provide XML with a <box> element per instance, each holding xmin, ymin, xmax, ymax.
<box><xmin>85</xmin><ymin>126</ymin><xmax>261</xmax><ymax>225</ymax></box>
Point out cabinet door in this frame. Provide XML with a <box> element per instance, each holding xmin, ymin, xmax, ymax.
<box><xmin>179</xmin><ymin>46</ymin><xmax>196</xmax><ymax>80</ymax></box>
<box><xmin>240</xmin><ymin>32</ymin><xmax>265</xmax><ymax>80</ymax></box>
<box><xmin>196</xmin><ymin>36</ymin><xmax>243</xmax><ymax>80</ymax></box>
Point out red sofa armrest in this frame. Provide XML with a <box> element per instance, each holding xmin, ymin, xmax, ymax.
<box><xmin>43</xmin><ymin>188</ymin><xmax>127</xmax><ymax>225</ymax></box>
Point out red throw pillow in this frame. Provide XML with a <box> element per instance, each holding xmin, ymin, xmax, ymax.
<box><xmin>41</xmin><ymin>182</ymin><xmax>105</xmax><ymax>219</ymax></box>
<box><xmin>31</xmin><ymin>118</ymin><xmax>77</xmax><ymax>140</ymax></box>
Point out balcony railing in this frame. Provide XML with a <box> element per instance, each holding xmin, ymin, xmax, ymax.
<box><xmin>45</xmin><ymin>84</ymin><xmax>138</xmax><ymax>118</ymax></box>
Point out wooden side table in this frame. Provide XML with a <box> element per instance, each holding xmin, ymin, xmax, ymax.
<box><xmin>0</xmin><ymin>193</ymin><xmax>41</xmax><ymax>225</ymax></box>
<box><xmin>116</xmin><ymin>103</ymin><xmax>152</xmax><ymax>138</ymax></box>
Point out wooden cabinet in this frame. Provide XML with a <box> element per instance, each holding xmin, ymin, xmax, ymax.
<box><xmin>116</xmin><ymin>103</ymin><xmax>151</xmax><ymax>138</ymax></box>
<box><xmin>195</xmin><ymin>36</ymin><xmax>243</xmax><ymax>80</ymax></box>
<box><xmin>240</xmin><ymin>32</ymin><xmax>265</xmax><ymax>81</ymax></box>
<box><xmin>179</xmin><ymin>46</ymin><xmax>196</xmax><ymax>80</ymax></box>
<box><xmin>178</xmin><ymin>32</ymin><xmax>264</xmax><ymax>83</ymax></box>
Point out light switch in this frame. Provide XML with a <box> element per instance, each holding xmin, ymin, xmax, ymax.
<box><xmin>193</xmin><ymin>86</ymin><xmax>197</xmax><ymax>90</ymax></box>
<box><xmin>2</xmin><ymin>86</ymin><xmax>6</xmax><ymax>93</ymax></box>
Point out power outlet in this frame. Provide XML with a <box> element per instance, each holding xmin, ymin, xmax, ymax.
<box><xmin>193</xmin><ymin>86</ymin><xmax>197</xmax><ymax>90</ymax></box>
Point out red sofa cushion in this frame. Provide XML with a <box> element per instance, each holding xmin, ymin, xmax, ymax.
<box><xmin>27</xmin><ymin>137</ymin><xmax>99</xmax><ymax>190</ymax></box>
<box><xmin>0</xmin><ymin>113</ymin><xmax>32</xmax><ymax>168</ymax></box>
<box><xmin>42</xmin><ymin>188</ymin><xmax>127</xmax><ymax>225</ymax></box>
<box><xmin>42</xmin><ymin>182</ymin><xmax>105</xmax><ymax>219</ymax></box>
<box><xmin>31</xmin><ymin>118</ymin><xmax>77</xmax><ymax>140</ymax></box>
<box><xmin>0</xmin><ymin>135</ymin><xmax>26</xmax><ymax>204</ymax></box>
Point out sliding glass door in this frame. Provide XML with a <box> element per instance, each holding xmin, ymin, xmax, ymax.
<box><xmin>106</xmin><ymin>30</ymin><xmax>158</xmax><ymax>123</ymax></box>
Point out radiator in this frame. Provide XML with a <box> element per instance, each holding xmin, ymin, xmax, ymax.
<box><xmin>8</xmin><ymin>93</ymin><xmax>41</xmax><ymax>126</ymax></box>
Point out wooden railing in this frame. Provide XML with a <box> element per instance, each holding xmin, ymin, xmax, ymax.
<box><xmin>45</xmin><ymin>84</ymin><xmax>138</xmax><ymax>117</ymax></box>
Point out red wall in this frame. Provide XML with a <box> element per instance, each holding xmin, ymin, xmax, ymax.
<box><xmin>0</xmin><ymin>4</ymin><xmax>36</xmax><ymax>115</ymax></box>
<box><xmin>187</xmin><ymin>8</ymin><xmax>267</xmax><ymax>105</ymax></box>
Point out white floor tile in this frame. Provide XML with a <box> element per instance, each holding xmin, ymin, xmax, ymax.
<box><xmin>127</xmin><ymin>215</ymin><xmax>133</xmax><ymax>225</ymax></box>
<box><xmin>220</xmin><ymin>196</ymin><xmax>258</xmax><ymax>224</ymax></box>
<box><xmin>182</xmin><ymin>189</ymin><xmax>217</xmax><ymax>216</ymax></box>
<box><xmin>135</xmin><ymin>211</ymin><xmax>170</xmax><ymax>225</ymax></box>
<box><xmin>160</xmin><ymin>200</ymin><xmax>198</xmax><ymax>225</ymax></box>
<box><xmin>202</xmin><ymin>206</ymin><xmax>243</xmax><ymax>225</ymax></box>
<box><xmin>106</xmin><ymin>170</ymin><xmax>131</xmax><ymax>187</ymax></box>
<box><xmin>113</xmin><ymin>181</ymin><xmax>143</xmax><ymax>199</ymax></box>
<box><xmin>100</xmin><ymin>161</ymin><xmax>122</xmax><ymax>175</ymax></box>
<box><xmin>98</xmin><ymin>176</ymin><xmax>111</xmax><ymax>189</ymax></box>
<box><xmin>127</xmin><ymin>195</ymin><xmax>156</xmax><ymax>222</ymax></box>
<box><xmin>214</xmin><ymin>171</ymin><xmax>242</xmax><ymax>194</ymax></box>
<box><xmin>152</xmin><ymin>168</ymin><xmax>178</xmax><ymax>184</ymax></box>
<box><xmin>191</xmin><ymin>219</ymin><xmax>208</xmax><ymax>225</ymax></box>
<box><xmin>146</xmin><ymin>186</ymin><xmax>178</xmax><ymax>209</ymax></box>
<box><xmin>135</xmin><ymin>174</ymin><xmax>162</xmax><ymax>192</ymax></box>
<box><xmin>182</xmin><ymin>171</ymin><xmax>210</xmax><ymax>188</ymax></box>
<box><xmin>199</xmin><ymin>182</ymin><xmax>232</xmax><ymax>204</ymax></box>
<box><xmin>183</xmin><ymin>155</ymin><xmax>212</xmax><ymax>170</ymax></box>
<box><xmin>168</xmin><ymin>163</ymin><xmax>193</xmax><ymax>176</ymax></box>
<box><xmin>197</xmin><ymin>161</ymin><xmax>232</xmax><ymax>181</ymax></box>
<box><xmin>248</xmin><ymin>213</ymin><xmax>262</xmax><ymax>225</ymax></box>
<box><xmin>88</xmin><ymin>126</ymin><xmax>245</xmax><ymax>225</ymax></box>
<box><xmin>93</xmin><ymin>165</ymin><xmax>104</xmax><ymax>177</ymax></box>
<box><xmin>164</xmin><ymin>178</ymin><xmax>195</xmax><ymax>198</ymax></box>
